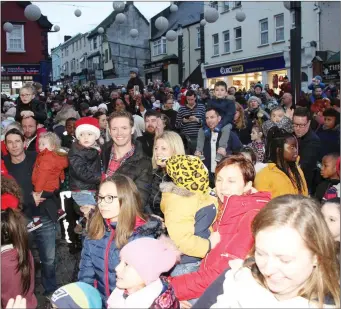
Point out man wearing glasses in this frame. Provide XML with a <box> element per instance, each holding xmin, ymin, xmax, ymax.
<box><xmin>293</xmin><ymin>107</ymin><xmax>321</xmax><ymax>194</ymax></box>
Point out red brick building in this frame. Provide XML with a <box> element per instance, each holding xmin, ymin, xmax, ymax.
<box><xmin>1</xmin><ymin>1</ymin><xmax>52</xmax><ymax>95</ymax></box>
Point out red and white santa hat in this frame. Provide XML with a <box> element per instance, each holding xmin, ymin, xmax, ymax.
<box><xmin>75</xmin><ymin>117</ymin><xmax>100</xmax><ymax>140</ymax></box>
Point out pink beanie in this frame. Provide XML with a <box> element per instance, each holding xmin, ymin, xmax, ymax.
<box><xmin>120</xmin><ymin>237</ymin><xmax>178</xmax><ymax>285</ymax></box>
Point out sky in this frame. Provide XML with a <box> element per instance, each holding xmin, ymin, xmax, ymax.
<box><xmin>32</xmin><ymin>1</ymin><xmax>170</xmax><ymax>52</ymax></box>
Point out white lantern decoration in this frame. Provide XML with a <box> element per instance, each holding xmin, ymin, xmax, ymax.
<box><xmin>115</xmin><ymin>13</ymin><xmax>126</xmax><ymax>24</ymax></box>
<box><xmin>24</xmin><ymin>4</ymin><xmax>41</xmax><ymax>21</ymax></box>
<box><xmin>155</xmin><ymin>16</ymin><xmax>169</xmax><ymax>31</ymax></box>
<box><xmin>53</xmin><ymin>25</ymin><xmax>60</xmax><ymax>32</ymax></box>
<box><xmin>283</xmin><ymin>2</ymin><xmax>291</xmax><ymax>10</ymax></box>
<box><xmin>204</xmin><ymin>7</ymin><xmax>219</xmax><ymax>23</ymax></box>
<box><xmin>200</xmin><ymin>19</ymin><xmax>207</xmax><ymax>27</ymax></box>
<box><xmin>74</xmin><ymin>9</ymin><xmax>82</xmax><ymax>17</ymax></box>
<box><xmin>170</xmin><ymin>4</ymin><xmax>178</xmax><ymax>12</ymax></box>
<box><xmin>130</xmin><ymin>29</ymin><xmax>139</xmax><ymax>38</ymax></box>
<box><xmin>113</xmin><ymin>1</ymin><xmax>125</xmax><ymax>12</ymax></box>
<box><xmin>166</xmin><ymin>30</ymin><xmax>177</xmax><ymax>41</ymax></box>
<box><xmin>235</xmin><ymin>11</ymin><xmax>246</xmax><ymax>22</ymax></box>
<box><xmin>3</xmin><ymin>22</ymin><xmax>13</xmax><ymax>33</ymax></box>
<box><xmin>98</xmin><ymin>27</ymin><xmax>104</xmax><ymax>34</ymax></box>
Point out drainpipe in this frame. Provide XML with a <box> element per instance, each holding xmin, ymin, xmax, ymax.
<box><xmin>316</xmin><ymin>4</ymin><xmax>321</xmax><ymax>51</ymax></box>
<box><xmin>187</xmin><ymin>27</ymin><xmax>190</xmax><ymax>80</ymax></box>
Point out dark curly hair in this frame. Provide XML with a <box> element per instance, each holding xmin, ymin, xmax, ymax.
<box><xmin>1</xmin><ymin>176</ymin><xmax>23</xmax><ymax>208</ymax></box>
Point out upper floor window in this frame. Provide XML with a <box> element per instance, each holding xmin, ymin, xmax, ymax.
<box><xmin>234</xmin><ymin>1</ymin><xmax>242</xmax><ymax>8</ymax></box>
<box><xmin>259</xmin><ymin>18</ymin><xmax>269</xmax><ymax>45</ymax></box>
<box><xmin>93</xmin><ymin>38</ymin><xmax>97</xmax><ymax>50</ymax></box>
<box><xmin>274</xmin><ymin>14</ymin><xmax>284</xmax><ymax>42</ymax></box>
<box><xmin>212</xmin><ymin>33</ymin><xmax>219</xmax><ymax>56</ymax></box>
<box><xmin>152</xmin><ymin>38</ymin><xmax>167</xmax><ymax>56</ymax></box>
<box><xmin>84</xmin><ymin>37</ymin><xmax>86</xmax><ymax>47</ymax></box>
<box><xmin>209</xmin><ymin>1</ymin><xmax>218</xmax><ymax>9</ymax></box>
<box><xmin>105</xmin><ymin>49</ymin><xmax>109</xmax><ymax>63</ymax></box>
<box><xmin>234</xmin><ymin>27</ymin><xmax>242</xmax><ymax>51</ymax></box>
<box><xmin>6</xmin><ymin>24</ymin><xmax>25</xmax><ymax>52</ymax></box>
<box><xmin>197</xmin><ymin>27</ymin><xmax>201</xmax><ymax>48</ymax></box>
<box><xmin>223</xmin><ymin>1</ymin><xmax>230</xmax><ymax>11</ymax></box>
<box><xmin>223</xmin><ymin>30</ymin><xmax>230</xmax><ymax>53</ymax></box>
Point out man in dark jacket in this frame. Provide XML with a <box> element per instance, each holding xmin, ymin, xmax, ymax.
<box><xmin>293</xmin><ymin>107</ymin><xmax>321</xmax><ymax>194</ymax></box>
<box><xmin>127</xmin><ymin>68</ymin><xmax>144</xmax><ymax>95</ymax></box>
<box><xmin>101</xmin><ymin>111</ymin><xmax>153</xmax><ymax>208</ymax></box>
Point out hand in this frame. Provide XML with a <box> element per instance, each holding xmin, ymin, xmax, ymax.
<box><xmin>217</xmin><ymin>147</ymin><xmax>227</xmax><ymax>156</ymax></box>
<box><xmin>32</xmin><ymin>192</ymin><xmax>45</xmax><ymax>206</ymax></box>
<box><xmin>209</xmin><ymin>231</ymin><xmax>221</xmax><ymax>250</ymax></box>
<box><xmin>80</xmin><ymin>205</ymin><xmax>95</xmax><ymax>219</ymax></box>
<box><xmin>182</xmin><ymin>117</ymin><xmax>190</xmax><ymax>123</ymax></box>
<box><xmin>189</xmin><ymin>116</ymin><xmax>199</xmax><ymax>123</ymax></box>
<box><xmin>21</xmin><ymin>111</ymin><xmax>34</xmax><ymax>118</ymax></box>
<box><xmin>180</xmin><ymin>301</ymin><xmax>192</xmax><ymax>309</ymax></box>
<box><xmin>37</xmin><ymin>123</ymin><xmax>44</xmax><ymax>129</ymax></box>
<box><xmin>194</xmin><ymin>151</ymin><xmax>202</xmax><ymax>157</ymax></box>
<box><xmin>6</xmin><ymin>295</ymin><xmax>26</xmax><ymax>309</ymax></box>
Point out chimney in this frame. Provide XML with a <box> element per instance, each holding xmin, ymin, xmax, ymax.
<box><xmin>64</xmin><ymin>35</ymin><xmax>71</xmax><ymax>42</ymax></box>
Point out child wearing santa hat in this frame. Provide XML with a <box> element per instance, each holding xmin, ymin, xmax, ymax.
<box><xmin>68</xmin><ymin>117</ymin><xmax>102</xmax><ymax>235</ymax></box>
<box><xmin>107</xmin><ymin>237</ymin><xmax>180</xmax><ymax>309</ymax></box>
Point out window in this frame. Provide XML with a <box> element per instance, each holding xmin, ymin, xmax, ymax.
<box><xmin>72</xmin><ymin>43</ymin><xmax>74</xmax><ymax>53</ymax></box>
<box><xmin>223</xmin><ymin>30</ymin><xmax>230</xmax><ymax>53</ymax></box>
<box><xmin>93</xmin><ymin>38</ymin><xmax>97</xmax><ymax>50</ymax></box>
<box><xmin>234</xmin><ymin>1</ymin><xmax>241</xmax><ymax>8</ymax></box>
<box><xmin>234</xmin><ymin>27</ymin><xmax>242</xmax><ymax>50</ymax></box>
<box><xmin>6</xmin><ymin>24</ymin><xmax>25</xmax><ymax>52</ymax></box>
<box><xmin>291</xmin><ymin>11</ymin><xmax>295</xmax><ymax>29</ymax></box>
<box><xmin>84</xmin><ymin>37</ymin><xmax>86</xmax><ymax>47</ymax></box>
<box><xmin>212</xmin><ymin>33</ymin><xmax>219</xmax><ymax>56</ymax></box>
<box><xmin>23</xmin><ymin>76</ymin><xmax>33</xmax><ymax>80</ymax></box>
<box><xmin>275</xmin><ymin>14</ymin><xmax>284</xmax><ymax>42</ymax></box>
<box><xmin>152</xmin><ymin>38</ymin><xmax>167</xmax><ymax>56</ymax></box>
<box><xmin>65</xmin><ymin>47</ymin><xmax>68</xmax><ymax>57</ymax></box>
<box><xmin>197</xmin><ymin>27</ymin><xmax>201</xmax><ymax>48</ymax></box>
<box><xmin>76</xmin><ymin>59</ymin><xmax>79</xmax><ymax>70</ymax></box>
<box><xmin>223</xmin><ymin>1</ymin><xmax>230</xmax><ymax>11</ymax></box>
<box><xmin>105</xmin><ymin>49</ymin><xmax>108</xmax><ymax>63</ymax></box>
<box><xmin>109</xmin><ymin>47</ymin><xmax>112</xmax><ymax>60</ymax></box>
<box><xmin>209</xmin><ymin>1</ymin><xmax>218</xmax><ymax>9</ymax></box>
<box><xmin>259</xmin><ymin>19</ymin><xmax>268</xmax><ymax>45</ymax></box>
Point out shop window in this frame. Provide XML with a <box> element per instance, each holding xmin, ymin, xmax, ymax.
<box><xmin>23</xmin><ymin>76</ymin><xmax>33</xmax><ymax>80</ymax></box>
<box><xmin>6</xmin><ymin>24</ymin><xmax>25</xmax><ymax>52</ymax></box>
<box><xmin>212</xmin><ymin>34</ymin><xmax>219</xmax><ymax>56</ymax></box>
<box><xmin>234</xmin><ymin>27</ymin><xmax>242</xmax><ymax>51</ymax></box>
<box><xmin>274</xmin><ymin>14</ymin><xmax>284</xmax><ymax>42</ymax></box>
<box><xmin>223</xmin><ymin>30</ymin><xmax>230</xmax><ymax>53</ymax></box>
<box><xmin>259</xmin><ymin>19</ymin><xmax>268</xmax><ymax>45</ymax></box>
<box><xmin>197</xmin><ymin>27</ymin><xmax>201</xmax><ymax>48</ymax></box>
<box><xmin>223</xmin><ymin>1</ymin><xmax>230</xmax><ymax>11</ymax></box>
<box><xmin>2</xmin><ymin>76</ymin><xmax>10</xmax><ymax>81</ymax></box>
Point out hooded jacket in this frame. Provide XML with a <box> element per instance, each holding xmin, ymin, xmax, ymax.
<box><xmin>78</xmin><ymin>217</ymin><xmax>163</xmax><ymax>307</ymax></box>
<box><xmin>170</xmin><ymin>191</ymin><xmax>271</xmax><ymax>301</ymax></box>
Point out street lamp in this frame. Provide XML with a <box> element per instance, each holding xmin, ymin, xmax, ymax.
<box><xmin>177</xmin><ymin>24</ymin><xmax>183</xmax><ymax>85</ymax></box>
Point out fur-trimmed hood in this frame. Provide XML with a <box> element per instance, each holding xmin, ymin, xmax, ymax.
<box><xmin>160</xmin><ymin>181</ymin><xmax>194</xmax><ymax>197</ymax></box>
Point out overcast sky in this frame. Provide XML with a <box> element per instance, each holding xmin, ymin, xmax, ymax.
<box><xmin>32</xmin><ymin>2</ymin><xmax>170</xmax><ymax>52</ymax></box>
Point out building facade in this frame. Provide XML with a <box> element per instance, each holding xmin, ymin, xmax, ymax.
<box><xmin>202</xmin><ymin>1</ymin><xmax>321</xmax><ymax>93</ymax></box>
<box><xmin>1</xmin><ymin>1</ymin><xmax>52</xmax><ymax>95</ymax></box>
<box><xmin>51</xmin><ymin>44</ymin><xmax>62</xmax><ymax>83</ymax></box>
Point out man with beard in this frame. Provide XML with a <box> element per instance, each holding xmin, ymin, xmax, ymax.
<box><xmin>101</xmin><ymin>111</ymin><xmax>152</xmax><ymax>207</ymax></box>
<box><xmin>310</xmin><ymin>85</ymin><xmax>328</xmax><ymax>106</ymax></box>
<box><xmin>137</xmin><ymin>110</ymin><xmax>162</xmax><ymax>157</ymax></box>
<box><xmin>21</xmin><ymin>116</ymin><xmax>46</xmax><ymax>153</ymax></box>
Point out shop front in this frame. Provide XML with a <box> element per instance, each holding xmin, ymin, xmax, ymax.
<box><xmin>205</xmin><ymin>56</ymin><xmax>286</xmax><ymax>93</ymax></box>
<box><xmin>144</xmin><ymin>54</ymin><xmax>178</xmax><ymax>85</ymax></box>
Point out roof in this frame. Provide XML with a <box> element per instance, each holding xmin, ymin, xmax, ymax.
<box><xmin>16</xmin><ymin>1</ymin><xmax>53</xmax><ymax>30</ymax></box>
<box><xmin>150</xmin><ymin>1</ymin><xmax>203</xmax><ymax>41</ymax></box>
<box><xmin>87</xmin><ymin>2</ymin><xmax>149</xmax><ymax>39</ymax></box>
<box><xmin>61</xmin><ymin>33</ymin><xmax>83</xmax><ymax>48</ymax></box>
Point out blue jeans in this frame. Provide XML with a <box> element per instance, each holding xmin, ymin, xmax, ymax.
<box><xmin>31</xmin><ymin>215</ymin><xmax>57</xmax><ymax>295</ymax></box>
<box><xmin>71</xmin><ymin>191</ymin><xmax>96</xmax><ymax>206</ymax></box>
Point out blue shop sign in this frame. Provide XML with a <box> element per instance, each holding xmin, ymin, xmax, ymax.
<box><xmin>2</xmin><ymin>64</ymin><xmax>40</xmax><ymax>75</ymax></box>
<box><xmin>206</xmin><ymin>56</ymin><xmax>285</xmax><ymax>78</ymax></box>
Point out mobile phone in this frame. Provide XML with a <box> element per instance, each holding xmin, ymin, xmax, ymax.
<box><xmin>184</xmin><ymin>115</ymin><xmax>190</xmax><ymax>119</ymax></box>
<box><xmin>134</xmin><ymin>85</ymin><xmax>139</xmax><ymax>96</ymax></box>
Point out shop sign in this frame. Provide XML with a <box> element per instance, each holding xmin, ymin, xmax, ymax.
<box><xmin>206</xmin><ymin>56</ymin><xmax>285</xmax><ymax>78</ymax></box>
<box><xmin>2</xmin><ymin>65</ymin><xmax>40</xmax><ymax>75</ymax></box>
<box><xmin>322</xmin><ymin>63</ymin><xmax>340</xmax><ymax>81</ymax></box>
<box><xmin>12</xmin><ymin>81</ymin><xmax>23</xmax><ymax>89</ymax></box>
<box><xmin>79</xmin><ymin>75</ymin><xmax>86</xmax><ymax>81</ymax></box>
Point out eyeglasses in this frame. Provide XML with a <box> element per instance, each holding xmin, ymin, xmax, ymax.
<box><xmin>97</xmin><ymin>195</ymin><xmax>118</xmax><ymax>204</ymax></box>
<box><xmin>20</xmin><ymin>94</ymin><xmax>33</xmax><ymax>98</ymax></box>
<box><xmin>293</xmin><ymin>122</ymin><xmax>308</xmax><ymax>128</ymax></box>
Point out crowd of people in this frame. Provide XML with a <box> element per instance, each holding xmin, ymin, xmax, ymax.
<box><xmin>1</xmin><ymin>67</ymin><xmax>340</xmax><ymax>309</ymax></box>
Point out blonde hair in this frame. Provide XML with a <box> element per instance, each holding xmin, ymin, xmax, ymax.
<box><xmin>87</xmin><ymin>174</ymin><xmax>148</xmax><ymax>249</ymax></box>
<box><xmin>152</xmin><ymin>131</ymin><xmax>185</xmax><ymax>169</ymax></box>
<box><xmin>244</xmin><ymin>195</ymin><xmax>340</xmax><ymax>308</ymax></box>
<box><xmin>39</xmin><ymin>132</ymin><xmax>61</xmax><ymax>152</ymax></box>
<box><xmin>19</xmin><ymin>84</ymin><xmax>35</xmax><ymax>95</ymax></box>
<box><xmin>234</xmin><ymin>102</ymin><xmax>246</xmax><ymax>130</ymax></box>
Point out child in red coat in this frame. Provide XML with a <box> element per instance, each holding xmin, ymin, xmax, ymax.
<box><xmin>28</xmin><ymin>132</ymin><xmax>69</xmax><ymax>232</ymax></box>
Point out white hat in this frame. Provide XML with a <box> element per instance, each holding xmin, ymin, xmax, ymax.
<box><xmin>98</xmin><ymin>103</ymin><xmax>108</xmax><ymax>111</ymax></box>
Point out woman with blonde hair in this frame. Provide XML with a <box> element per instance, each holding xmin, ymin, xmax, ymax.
<box><xmin>78</xmin><ymin>174</ymin><xmax>163</xmax><ymax>307</ymax></box>
<box><xmin>209</xmin><ymin>194</ymin><xmax>340</xmax><ymax>308</ymax></box>
<box><xmin>232</xmin><ymin>102</ymin><xmax>253</xmax><ymax>145</ymax></box>
<box><xmin>145</xmin><ymin>131</ymin><xmax>185</xmax><ymax>217</ymax></box>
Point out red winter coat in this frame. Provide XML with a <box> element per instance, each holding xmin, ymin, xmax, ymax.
<box><xmin>170</xmin><ymin>191</ymin><xmax>271</xmax><ymax>301</ymax></box>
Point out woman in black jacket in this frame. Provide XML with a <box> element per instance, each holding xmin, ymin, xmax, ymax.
<box><xmin>232</xmin><ymin>102</ymin><xmax>253</xmax><ymax>145</ymax></box>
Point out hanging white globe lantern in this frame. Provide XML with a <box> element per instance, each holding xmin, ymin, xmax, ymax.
<box><xmin>170</xmin><ymin>4</ymin><xmax>178</xmax><ymax>13</ymax></box>
<box><xmin>283</xmin><ymin>2</ymin><xmax>291</xmax><ymax>10</ymax></box>
<box><xmin>235</xmin><ymin>11</ymin><xmax>246</xmax><ymax>22</ymax></box>
<box><xmin>24</xmin><ymin>4</ymin><xmax>41</xmax><ymax>21</ymax></box>
<box><xmin>53</xmin><ymin>25</ymin><xmax>60</xmax><ymax>32</ymax></box>
<box><xmin>166</xmin><ymin>30</ymin><xmax>177</xmax><ymax>41</ymax></box>
<box><xmin>130</xmin><ymin>29</ymin><xmax>139</xmax><ymax>38</ymax></box>
<box><xmin>3</xmin><ymin>22</ymin><xmax>13</xmax><ymax>33</ymax></box>
<box><xmin>155</xmin><ymin>16</ymin><xmax>169</xmax><ymax>32</ymax></box>
<box><xmin>113</xmin><ymin>1</ymin><xmax>125</xmax><ymax>12</ymax></box>
<box><xmin>204</xmin><ymin>7</ymin><xmax>219</xmax><ymax>23</ymax></box>
<box><xmin>74</xmin><ymin>9</ymin><xmax>82</xmax><ymax>17</ymax></box>
<box><xmin>200</xmin><ymin>19</ymin><xmax>207</xmax><ymax>27</ymax></box>
<box><xmin>115</xmin><ymin>13</ymin><xmax>126</xmax><ymax>24</ymax></box>
<box><xmin>98</xmin><ymin>27</ymin><xmax>104</xmax><ymax>34</ymax></box>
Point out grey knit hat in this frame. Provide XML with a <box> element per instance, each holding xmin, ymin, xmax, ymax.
<box><xmin>130</xmin><ymin>67</ymin><xmax>139</xmax><ymax>75</ymax></box>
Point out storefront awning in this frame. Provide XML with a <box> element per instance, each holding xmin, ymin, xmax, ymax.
<box><xmin>144</xmin><ymin>66</ymin><xmax>162</xmax><ymax>74</ymax></box>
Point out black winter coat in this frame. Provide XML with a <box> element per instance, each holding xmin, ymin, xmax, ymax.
<box><xmin>15</xmin><ymin>98</ymin><xmax>47</xmax><ymax>124</ymax></box>
<box><xmin>68</xmin><ymin>141</ymin><xmax>101</xmax><ymax>191</ymax></box>
<box><xmin>127</xmin><ymin>77</ymin><xmax>144</xmax><ymax>94</ymax></box>
<box><xmin>101</xmin><ymin>140</ymin><xmax>153</xmax><ymax>208</ymax></box>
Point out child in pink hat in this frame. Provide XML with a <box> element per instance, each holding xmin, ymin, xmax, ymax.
<box><xmin>107</xmin><ymin>236</ymin><xmax>180</xmax><ymax>309</ymax></box>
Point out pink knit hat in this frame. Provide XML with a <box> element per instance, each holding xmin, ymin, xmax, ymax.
<box><xmin>120</xmin><ymin>237</ymin><xmax>179</xmax><ymax>285</ymax></box>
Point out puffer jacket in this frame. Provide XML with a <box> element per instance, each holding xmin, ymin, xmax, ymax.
<box><xmin>160</xmin><ymin>182</ymin><xmax>217</xmax><ymax>264</ymax></box>
<box><xmin>170</xmin><ymin>191</ymin><xmax>271</xmax><ymax>301</ymax></box>
<box><xmin>68</xmin><ymin>141</ymin><xmax>101</xmax><ymax>191</ymax></box>
<box><xmin>101</xmin><ymin>140</ymin><xmax>152</xmax><ymax>208</ymax></box>
<box><xmin>78</xmin><ymin>216</ymin><xmax>163</xmax><ymax>308</ymax></box>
